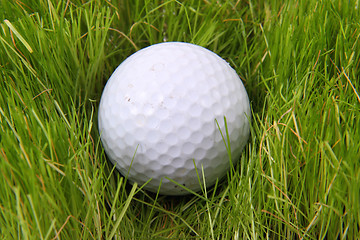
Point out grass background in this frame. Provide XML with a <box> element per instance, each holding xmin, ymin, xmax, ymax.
<box><xmin>1</xmin><ymin>0</ymin><xmax>359</xmax><ymax>239</ymax></box>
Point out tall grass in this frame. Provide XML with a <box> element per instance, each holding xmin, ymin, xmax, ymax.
<box><xmin>0</xmin><ymin>0</ymin><xmax>359</xmax><ymax>239</ymax></box>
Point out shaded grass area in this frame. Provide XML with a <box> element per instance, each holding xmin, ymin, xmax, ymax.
<box><xmin>0</xmin><ymin>0</ymin><xmax>359</xmax><ymax>239</ymax></box>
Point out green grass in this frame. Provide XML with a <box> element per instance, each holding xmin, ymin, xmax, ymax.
<box><xmin>1</xmin><ymin>0</ymin><xmax>359</xmax><ymax>239</ymax></box>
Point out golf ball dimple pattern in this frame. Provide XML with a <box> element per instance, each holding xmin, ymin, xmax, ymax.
<box><xmin>98</xmin><ymin>42</ymin><xmax>250</xmax><ymax>195</ymax></box>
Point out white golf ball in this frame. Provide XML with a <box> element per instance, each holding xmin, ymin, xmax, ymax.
<box><xmin>98</xmin><ymin>42</ymin><xmax>250</xmax><ymax>195</ymax></box>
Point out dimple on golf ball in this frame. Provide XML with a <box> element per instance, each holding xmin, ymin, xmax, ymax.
<box><xmin>98</xmin><ymin>42</ymin><xmax>250</xmax><ymax>195</ymax></box>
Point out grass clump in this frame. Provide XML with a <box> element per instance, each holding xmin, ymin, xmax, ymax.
<box><xmin>1</xmin><ymin>0</ymin><xmax>359</xmax><ymax>239</ymax></box>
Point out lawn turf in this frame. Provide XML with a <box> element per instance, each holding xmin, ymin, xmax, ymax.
<box><xmin>0</xmin><ymin>0</ymin><xmax>359</xmax><ymax>239</ymax></box>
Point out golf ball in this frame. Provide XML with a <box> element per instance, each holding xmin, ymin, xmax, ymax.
<box><xmin>98</xmin><ymin>42</ymin><xmax>250</xmax><ymax>195</ymax></box>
